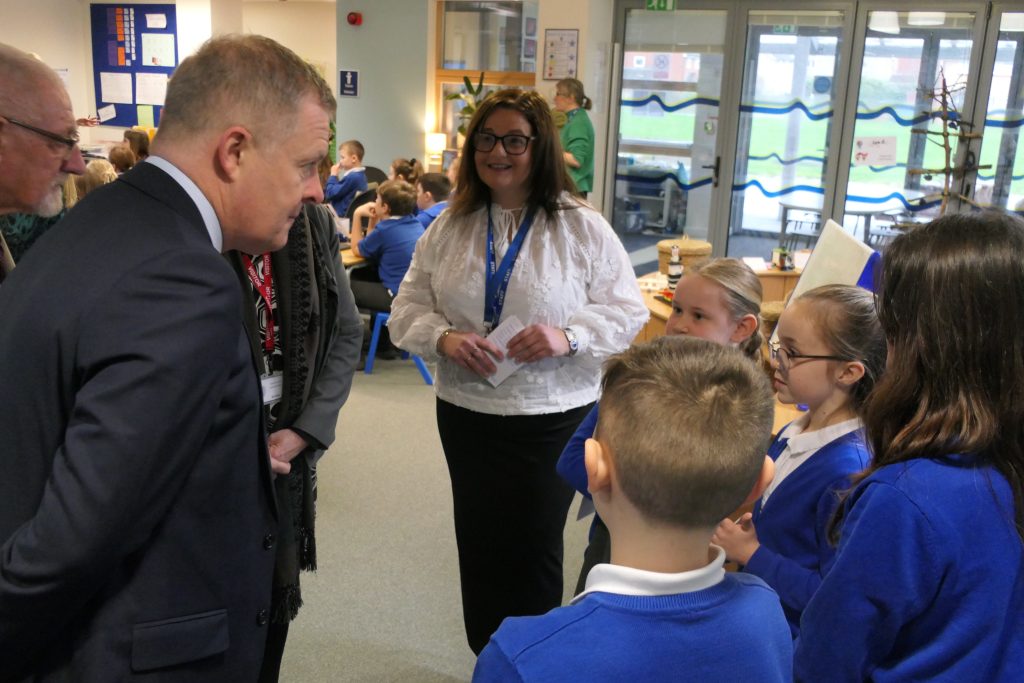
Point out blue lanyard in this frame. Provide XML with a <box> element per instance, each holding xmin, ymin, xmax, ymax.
<box><xmin>485</xmin><ymin>206</ymin><xmax>534</xmax><ymax>331</ymax></box>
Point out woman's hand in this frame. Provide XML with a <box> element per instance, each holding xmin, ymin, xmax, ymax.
<box><xmin>441</xmin><ymin>331</ymin><xmax>504</xmax><ymax>377</ymax></box>
<box><xmin>507</xmin><ymin>324</ymin><xmax>570</xmax><ymax>363</ymax></box>
<box><xmin>711</xmin><ymin>513</ymin><xmax>760</xmax><ymax>565</ymax></box>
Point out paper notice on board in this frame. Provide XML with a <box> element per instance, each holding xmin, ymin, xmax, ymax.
<box><xmin>136</xmin><ymin>105</ymin><xmax>155</xmax><ymax>129</ymax></box>
<box><xmin>142</xmin><ymin>33</ymin><xmax>175</xmax><ymax>67</ymax></box>
<box><xmin>97</xmin><ymin>104</ymin><xmax>117</xmax><ymax>122</ymax></box>
<box><xmin>135</xmin><ymin>72</ymin><xmax>168</xmax><ymax>105</ymax></box>
<box><xmin>99</xmin><ymin>72</ymin><xmax>133</xmax><ymax>104</ymax></box>
<box><xmin>483</xmin><ymin>315</ymin><xmax>526</xmax><ymax>388</ymax></box>
<box><xmin>145</xmin><ymin>13</ymin><xmax>167</xmax><ymax>29</ymax></box>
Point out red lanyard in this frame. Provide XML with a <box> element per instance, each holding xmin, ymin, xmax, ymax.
<box><xmin>242</xmin><ymin>253</ymin><xmax>275</xmax><ymax>353</ymax></box>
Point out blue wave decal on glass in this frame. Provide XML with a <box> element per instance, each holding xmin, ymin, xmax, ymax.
<box><xmin>615</xmin><ymin>172</ymin><xmax>713</xmax><ymax>192</ymax></box>
<box><xmin>731</xmin><ymin>180</ymin><xmax>825</xmax><ymax>198</ymax></box>
<box><xmin>748</xmin><ymin>153</ymin><xmax>826</xmax><ymax>166</ymax></box>
<box><xmin>977</xmin><ymin>171</ymin><xmax>1024</xmax><ymax>181</ymax></box>
<box><xmin>982</xmin><ymin>117</ymin><xmax>1024</xmax><ymax>129</ymax></box>
<box><xmin>739</xmin><ymin>101</ymin><xmax>833</xmax><ymax>121</ymax></box>
<box><xmin>620</xmin><ymin>94</ymin><xmax>720</xmax><ymax>112</ymax></box>
<box><xmin>855</xmin><ymin>106</ymin><xmax>961</xmax><ymax>126</ymax></box>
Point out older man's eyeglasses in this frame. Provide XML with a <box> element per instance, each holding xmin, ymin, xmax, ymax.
<box><xmin>2</xmin><ymin>115</ymin><xmax>80</xmax><ymax>150</ymax></box>
<box><xmin>473</xmin><ymin>131</ymin><xmax>535</xmax><ymax>156</ymax></box>
<box><xmin>768</xmin><ymin>339</ymin><xmax>848</xmax><ymax>367</ymax></box>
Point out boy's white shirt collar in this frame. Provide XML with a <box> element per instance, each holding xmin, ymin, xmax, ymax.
<box><xmin>571</xmin><ymin>544</ymin><xmax>726</xmax><ymax>604</ymax></box>
<box><xmin>779</xmin><ymin>414</ymin><xmax>862</xmax><ymax>456</ymax></box>
<box><xmin>341</xmin><ymin>166</ymin><xmax>365</xmax><ymax>177</ymax></box>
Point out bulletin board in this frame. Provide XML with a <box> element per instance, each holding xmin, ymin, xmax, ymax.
<box><xmin>89</xmin><ymin>4</ymin><xmax>177</xmax><ymax>129</ymax></box>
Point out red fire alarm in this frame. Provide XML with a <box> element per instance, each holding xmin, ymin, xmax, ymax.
<box><xmin>347</xmin><ymin>12</ymin><xmax>362</xmax><ymax>26</ymax></box>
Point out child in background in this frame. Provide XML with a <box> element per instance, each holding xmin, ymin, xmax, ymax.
<box><xmin>123</xmin><ymin>129</ymin><xmax>149</xmax><ymax>161</ymax></box>
<box><xmin>557</xmin><ymin>258</ymin><xmax>763</xmax><ymax>594</ymax></box>
<box><xmin>795</xmin><ymin>214</ymin><xmax>1024</xmax><ymax>681</ymax></box>
<box><xmin>415</xmin><ymin>173</ymin><xmax>451</xmax><ymax>229</ymax></box>
<box><xmin>107</xmin><ymin>143</ymin><xmax>136</xmax><ymax>175</ymax></box>
<box><xmin>712</xmin><ymin>284</ymin><xmax>885</xmax><ymax>638</ymax></box>
<box><xmin>474</xmin><ymin>337</ymin><xmax>792</xmax><ymax>682</ymax></box>
<box><xmin>325</xmin><ymin>139</ymin><xmax>368</xmax><ymax>217</ymax></box>
<box><xmin>73</xmin><ymin>159</ymin><xmax>118</xmax><ymax>199</ymax></box>
<box><xmin>389</xmin><ymin>157</ymin><xmax>423</xmax><ymax>186</ymax></box>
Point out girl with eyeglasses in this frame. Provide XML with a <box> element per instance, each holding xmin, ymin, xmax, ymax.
<box><xmin>713</xmin><ymin>284</ymin><xmax>886</xmax><ymax>639</ymax></box>
<box><xmin>388</xmin><ymin>88</ymin><xmax>647</xmax><ymax>655</ymax></box>
<box><xmin>796</xmin><ymin>214</ymin><xmax>1024</xmax><ymax>681</ymax></box>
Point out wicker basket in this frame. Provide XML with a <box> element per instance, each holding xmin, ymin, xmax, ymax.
<box><xmin>656</xmin><ymin>238</ymin><xmax>712</xmax><ymax>274</ymax></box>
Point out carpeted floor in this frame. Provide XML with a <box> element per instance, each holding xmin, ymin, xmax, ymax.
<box><xmin>280</xmin><ymin>361</ymin><xmax>589</xmax><ymax>682</ymax></box>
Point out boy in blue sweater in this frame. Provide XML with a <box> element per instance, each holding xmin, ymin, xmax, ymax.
<box><xmin>324</xmin><ymin>139</ymin><xmax>368</xmax><ymax>217</ymax></box>
<box><xmin>473</xmin><ymin>337</ymin><xmax>793</xmax><ymax>682</ymax></box>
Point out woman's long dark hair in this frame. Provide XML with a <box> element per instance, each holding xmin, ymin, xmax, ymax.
<box><xmin>450</xmin><ymin>89</ymin><xmax>574</xmax><ymax>218</ymax></box>
<box><xmin>831</xmin><ymin>212</ymin><xmax>1024</xmax><ymax>543</ymax></box>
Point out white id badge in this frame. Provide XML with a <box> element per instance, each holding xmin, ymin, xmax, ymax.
<box><xmin>260</xmin><ymin>373</ymin><xmax>283</xmax><ymax>405</ymax></box>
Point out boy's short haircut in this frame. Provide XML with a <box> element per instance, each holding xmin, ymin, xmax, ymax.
<box><xmin>418</xmin><ymin>172</ymin><xmax>451</xmax><ymax>200</ymax></box>
<box><xmin>597</xmin><ymin>336</ymin><xmax>774</xmax><ymax>528</ymax></box>
<box><xmin>377</xmin><ymin>179</ymin><xmax>417</xmax><ymax>217</ymax></box>
<box><xmin>340</xmin><ymin>139</ymin><xmax>365</xmax><ymax>161</ymax></box>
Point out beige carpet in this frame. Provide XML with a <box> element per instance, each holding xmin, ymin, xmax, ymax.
<box><xmin>280</xmin><ymin>359</ymin><xmax>589</xmax><ymax>682</ymax></box>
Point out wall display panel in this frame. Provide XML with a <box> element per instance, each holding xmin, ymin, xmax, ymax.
<box><xmin>90</xmin><ymin>4</ymin><xmax>177</xmax><ymax>128</ymax></box>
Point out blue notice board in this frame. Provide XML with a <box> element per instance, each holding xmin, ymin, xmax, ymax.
<box><xmin>339</xmin><ymin>70</ymin><xmax>359</xmax><ymax>98</ymax></box>
<box><xmin>90</xmin><ymin>4</ymin><xmax>177</xmax><ymax>128</ymax></box>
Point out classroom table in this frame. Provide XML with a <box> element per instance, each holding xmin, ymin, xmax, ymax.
<box><xmin>341</xmin><ymin>247</ymin><xmax>366</xmax><ymax>269</ymax></box>
<box><xmin>778</xmin><ymin>198</ymin><xmax>881</xmax><ymax>246</ymax></box>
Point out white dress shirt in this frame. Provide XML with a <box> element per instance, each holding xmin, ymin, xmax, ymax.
<box><xmin>145</xmin><ymin>156</ymin><xmax>224</xmax><ymax>252</ymax></box>
<box><xmin>389</xmin><ymin>195</ymin><xmax>648</xmax><ymax>416</ymax></box>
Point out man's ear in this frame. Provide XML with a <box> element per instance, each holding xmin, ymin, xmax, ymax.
<box><xmin>730</xmin><ymin>313</ymin><xmax>760</xmax><ymax>345</ymax></box>
<box><xmin>584</xmin><ymin>438</ymin><xmax>612</xmax><ymax>496</ymax></box>
<box><xmin>742</xmin><ymin>455</ymin><xmax>775</xmax><ymax>506</ymax></box>
<box><xmin>214</xmin><ymin>126</ymin><xmax>253</xmax><ymax>181</ymax></box>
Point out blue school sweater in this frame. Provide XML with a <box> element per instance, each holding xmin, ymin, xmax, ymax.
<box><xmin>473</xmin><ymin>573</ymin><xmax>792</xmax><ymax>682</ymax></box>
<box><xmin>324</xmin><ymin>168</ymin><xmax>367</xmax><ymax>217</ymax></box>
<box><xmin>357</xmin><ymin>214</ymin><xmax>424</xmax><ymax>294</ymax></box>
<box><xmin>795</xmin><ymin>455</ymin><xmax>1024</xmax><ymax>682</ymax></box>
<box><xmin>415</xmin><ymin>201</ymin><xmax>447</xmax><ymax>229</ymax></box>
<box><xmin>555</xmin><ymin>402</ymin><xmax>598</xmax><ymax>497</ymax></box>
<box><xmin>744</xmin><ymin>427</ymin><xmax>870</xmax><ymax>638</ymax></box>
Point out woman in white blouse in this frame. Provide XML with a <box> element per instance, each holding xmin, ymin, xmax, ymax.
<box><xmin>389</xmin><ymin>89</ymin><xmax>647</xmax><ymax>654</ymax></box>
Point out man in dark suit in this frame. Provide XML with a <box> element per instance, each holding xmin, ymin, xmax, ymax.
<box><xmin>0</xmin><ymin>35</ymin><xmax>336</xmax><ymax>681</ymax></box>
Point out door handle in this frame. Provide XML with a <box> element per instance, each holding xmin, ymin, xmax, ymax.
<box><xmin>701</xmin><ymin>155</ymin><xmax>721</xmax><ymax>188</ymax></box>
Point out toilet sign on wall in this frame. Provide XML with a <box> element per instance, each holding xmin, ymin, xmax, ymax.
<box><xmin>339</xmin><ymin>69</ymin><xmax>359</xmax><ymax>98</ymax></box>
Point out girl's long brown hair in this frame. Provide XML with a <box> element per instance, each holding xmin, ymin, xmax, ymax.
<box><xmin>831</xmin><ymin>212</ymin><xmax>1024</xmax><ymax>543</ymax></box>
<box><xmin>450</xmin><ymin>89</ymin><xmax>575</xmax><ymax>219</ymax></box>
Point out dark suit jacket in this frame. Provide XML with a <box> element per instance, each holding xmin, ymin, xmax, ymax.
<box><xmin>0</xmin><ymin>163</ymin><xmax>278</xmax><ymax>682</ymax></box>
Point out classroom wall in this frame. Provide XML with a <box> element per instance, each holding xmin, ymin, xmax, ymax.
<box><xmin>243</xmin><ymin>1</ymin><xmax>337</xmax><ymax>96</ymax></box>
<box><xmin>334</xmin><ymin>0</ymin><xmax>431</xmax><ymax>172</ymax></box>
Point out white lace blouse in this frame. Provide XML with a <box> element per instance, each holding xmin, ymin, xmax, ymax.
<box><xmin>388</xmin><ymin>196</ymin><xmax>648</xmax><ymax>416</ymax></box>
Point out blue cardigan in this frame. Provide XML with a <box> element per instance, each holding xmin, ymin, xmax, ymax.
<box><xmin>324</xmin><ymin>169</ymin><xmax>367</xmax><ymax>217</ymax></box>
<box><xmin>473</xmin><ymin>573</ymin><xmax>792</xmax><ymax>682</ymax></box>
<box><xmin>744</xmin><ymin>427</ymin><xmax>870</xmax><ymax>638</ymax></box>
<box><xmin>795</xmin><ymin>455</ymin><xmax>1024</xmax><ymax>682</ymax></box>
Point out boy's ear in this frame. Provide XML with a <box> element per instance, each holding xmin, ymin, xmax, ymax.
<box><xmin>835</xmin><ymin>359</ymin><xmax>866</xmax><ymax>388</ymax></box>
<box><xmin>742</xmin><ymin>456</ymin><xmax>775</xmax><ymax>506</ymax></box>
<box><xmin>729</xmin><ymin>313</ymin><xmax>760</xmax><ymax>345</ymax></box>
<box><xmin>584</xmin><ymin>438</ymin><xmax>613</xmax><ymax>495</ymax></box>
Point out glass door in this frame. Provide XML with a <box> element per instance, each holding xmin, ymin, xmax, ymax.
<box><xmin>610</xmin><ymin>3</ymin><xmax>733</xmax><ymax>242</ymax></box>
<box><xmin>834</xmin><ymin>7</ymin><xmax>987</xmax><ymax>244</ymax></box>
<box><xmin>724</xmin><ymin>7</ymin><xmax>852</xmax><ymax>258</ymax></box>
<box><xmin>968</xmin><ymin>4</ymin><xmax>1024</xmax><ymax>211</ymax></box>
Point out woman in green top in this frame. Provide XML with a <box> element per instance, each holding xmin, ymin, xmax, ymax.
<box><xmin>554</xmin><ymin>78</ymin><xmax>595</xmax><ymax>196</ymax></box>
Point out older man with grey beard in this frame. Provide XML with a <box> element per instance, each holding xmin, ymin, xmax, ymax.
<box><xmin>0</xmin><ymin>45</ymin><xmax>86</xmax><ymax>281</ymax></box>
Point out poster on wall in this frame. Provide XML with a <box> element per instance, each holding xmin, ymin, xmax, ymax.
<box><xmin>90</xmin><ymin>4</ymin><xmax>177</xmax><ymax>128</ymax></box>
<box><xmin>543</xmin><ymin>29</ymin><xmax>578</xmax><ymax>80</ymax></box>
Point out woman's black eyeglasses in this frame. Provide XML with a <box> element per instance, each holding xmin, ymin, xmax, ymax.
<box><xmin>2</xmin><ymin>115</ymin><xmax>80</xmax><ymax>150</ymax></box>
<box><xmin>768</xmin><ymin>339</ymin><xmax>848</xmax><ymax>367</ymax></box>
<box><xmin>473</xmin><ymin>131</ymin><xmax>535</xmax><ymax>155</ymax></box>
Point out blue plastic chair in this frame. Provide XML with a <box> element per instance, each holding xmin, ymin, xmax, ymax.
<box><xmin>364</xmin><ymin>311</ymin><xmax>433</xmax><ymax>385</ymax></box>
